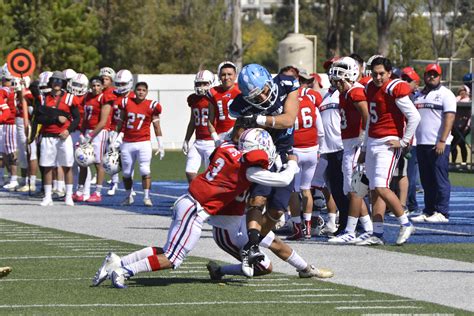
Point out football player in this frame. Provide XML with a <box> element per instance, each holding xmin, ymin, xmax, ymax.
<box><xmin>115</xmin><ymin>80</ymin><xmax>163</xmax><ymax>207</ymax></box>
<box><xmin>74</xmin><ymin>76</ymin><xmax>111</xmax><ymax>202</ymax></box>
<box><xmin>287</xmin><ymin>94</ymin><xmax>324</xmax><ymax>240</ymax></box>
<box><xmin>92</xmin><ymin>128</ymin><xmax>301</xmax><ymax>288</ymax></box>
<box><xmin>207</xmin><ymin>61</ymin><xmax>240</xmax><ymax>145</ymax></box>
<box><xmin>326</xmin><ymin>57</ymin><xmax>372</xmax><ymax>244</ymax></box>
<box><xmin>358</xmin><ymin>57</ymin><xmax>420</xmax><ymax>245</ymax></box>
<box><xmin>228</xmin><ymin>63</ymin><xmax>300</xmax><ymax>270</ymax></box>
<box><xmin>1</xmin><ymin>71</ymin><xmax>18</xmax><ymax>191</ymax></box>
<box><xmin>35</xmin><ymin>71</ymin><xmax>81</xmax><ymax>206</ymax></box>
<box><xmin>182</xmin><ymin>70</ymin><xmax>215</xmax><ymax>183</ymax></box>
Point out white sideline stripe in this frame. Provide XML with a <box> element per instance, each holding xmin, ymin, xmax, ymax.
<box><xmin>256</xmin><ymin>289</ymin><xmax>335</xmax><ymax>292</ymax></box>
<box><xmin>337</xmin><ymin>305</ymin><xmax>422</xmax><ymax>310</ymax></box>
<box><xmin>1</xmin><ymin>255</ymin><xmax>103</xmax><ymax>260</ymax></box>
<box><xmin>243</xmin><ymin>283</ymin><xmax>315</xmax><ymax>287</ymax></box>
<box><xmin>243</xmin><ymin>278</ymin><xmax>289</xmax><ymax>281</ymax></box>
<box><xmin>169</xmin><ymin>270</ymin><xmax>209</xmax><ymax>274</ymax></box>
<box><xmin>0</xmin><ymin>299</ymin><xmax>415</xmax><ymax>309</ymax></box>
<box><xmin>384</xmin><ymin>223</ymin><xmax>473</xmax><ymax>236</ymax></box>
<box><xmin>0</xmin><ymin>238</ymin><xmax>102</xmax><ymax>242</ymax></box>
<box><xmin>116</xmin><ymin>187</ymin><xmax>180</xmax><ymax>199</ymax></box>
<box><xmin>283</xmin><ymin>294</ymin><xmax>365</xmax><ymax>297</ymax></box>
<box><xmin>180</xmin><ymin>262</ymin><xmax>209</xmax><ymax>265</ymax></box>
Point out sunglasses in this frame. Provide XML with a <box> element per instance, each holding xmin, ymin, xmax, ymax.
<box><xmin>425</xmin><ymin>72</ymin><xmax>439</xmax><ymax>78</ymax></box>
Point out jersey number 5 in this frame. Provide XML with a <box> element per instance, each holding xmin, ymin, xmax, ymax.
<box><xmin>369</xmin><ymin>102</ymin><xmax>378</xmax><ymax>123</ymax></box>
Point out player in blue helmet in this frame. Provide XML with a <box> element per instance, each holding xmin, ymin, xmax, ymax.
<box><xmin>463</xmin><ymin>73</ymin><xmax>472</xmax><ymax>86</ymax></box>
<box><xmin>229</xmin><ymin>63</ymin><xmax>300</xmax><ymax>276</ymax></box>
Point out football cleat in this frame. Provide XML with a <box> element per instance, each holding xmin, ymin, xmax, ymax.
<box><xmin>355</xmin><ymin>235</ymin><xmax>385</xmax><ymax>246</ymax></box>
<box><xmin>121</xmin><ymin>195</ymin><xmax>134</xmax><ymax>206</ymax></box>
<box><xmin>328</xmin><ymin>231</ymin><xmax>356</xmax><ymax>244</ymax></box>
<box><xmin>286</xmin><ymin>222</ymin><xmax>303</xmax><ymax>240</ymax></box>
<box><xmin>298</xmin><ymin>265</ymin><xmax>334</xmax><ymax>279</ymax></box>
<box><xmin>396</xmin><ymin>224</ymin><xmax>415</xmax><ymax>245</ymax></box>
<box><xmin>352</xmin><ymin>231</ymin><xmax>373</xmax><ymax>244</ymax></box>
<box><xmin>3</xmin><ymin>181</ymin><xmax>19</xmax><ymax>191</ymax></box>
<box><xmin>65</xmin><ymin>196</ymin><xmax>75</xmax><ymax>206</ymax></box>
<box><xmin>92</xmin><ymin>252</ymin><xmax>122</xmax><ymax>286</ymax></box>
<box><xmin>16</xmin><ymin>184</ymin><xmax>36</xmax><ymax>192</ymax></box>
<box><xmin>411</xmin><ymin>213</ymin><xmax>428</xmax><ymax>223</ymax></box>
<box><xmin>320</xmin><ymin>224</ymin><xmax>338</xmax><ymax>236</ymax></box>
<box><xmin>40</xmin><ymin>197</ymin><xmax>54</xmax><ymax>206</ymax></box>
<box><xmin>206</xmin><ymin>261</ymin><xmax>223</xmax><ymax>281</ymax></box>
<box><xmin>0</xmin><ymin>266</ymin><xmax>12</xmax><ymax>278</ymax></box>
<box><xmin>87</xmin><ymin>192</ymin><xmax>102</xmax><ymax>203</ymax></box>
<box><xmin>240</xmin><ymin>248</ymin><xmax>254</xmax><ymax>278</ymax></box>
<box><xmin>107</xmin><ymin>183</ymin><xmax>118</xmax><ymax>196</ymax></box>
<box><xmin>111</xmin><ymin>267</ymin><xmax>133</xmax><ymax>289</ymax></box>
<box><xmin>143</xmin><ymin>198</ymin><xmax>153</xmax><ymax>207</ymax></box>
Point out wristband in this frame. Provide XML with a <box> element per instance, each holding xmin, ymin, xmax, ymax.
<box><xmin>256</xmin><ymin>115</ymin><xmax>266</xmax><ymax>126</ymax></box>
<box><xmin>271</xmin><ymin>116</ymin><xmax>276</xmax><ymax>128</ymax></box>
<box><xmin>439</xmin><ymin>139</ymin><xmax>446</xmax><ymax>143</ymax></box>
<box><xmin>211</xmin><ymin>132</ymin><xmax>219</xmax><ymax>142</ymax></box>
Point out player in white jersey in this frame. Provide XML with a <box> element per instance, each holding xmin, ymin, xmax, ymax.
<box><xmin>411</xmin><ymin>64</ymin><xmax>456</xmax><ymax>223</ymax></box>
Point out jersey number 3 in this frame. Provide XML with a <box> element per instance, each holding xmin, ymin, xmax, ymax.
<box><xmin>205</xmin><ymin>157</ymin><xmax>225</xmax><ymax>181</ymax></box>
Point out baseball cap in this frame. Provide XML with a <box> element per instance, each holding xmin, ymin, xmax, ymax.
<box><xmin>323</xmin><ymin>57</ymin><xmax>339</xmax><ymax>71</ymax></box>
<box><xmin>425</xmin><ymin>63</ymin><xmax>442</xmax><ymax>75</ymax></box>
<box><xmin>401</xmin><ymin>66</ymin><xmax>420</xmax><ymax>83</ymax></box>
<box><xmin>298</xmin><ymin>68</ymin><xmax>313</xmax><ymax>80</ymax></box>
<box><xmin>310</xmin><ymin>73</ymin><xmax>322</xmax><ymax>87</ymax></box>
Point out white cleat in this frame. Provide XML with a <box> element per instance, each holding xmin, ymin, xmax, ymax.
<box><xmin>16</xmin><ymin>184</ymin><xmax>36</xmax><ymax>192</ymax></box>
<box><xmin>298</xmin><ymin>265</ymin><xmax>334</xmax><ymax>278</ymax></box>
<box><xmin>396</xmin><ymin>224</ymin><xmax>415</xmax><ymax>245</ymax></box>
<box><xmin>111</xmin><ymin>267</ymin><xmax>133</xmax><ymax>289</ymax></box>
<box><xmin>40</xmin><ymin>198</ymin><xmax>54</xmax><ymax>206</ymax></box>
<box><xmin>121</xmin><ymin>195</ymin><xmax>134</xmax><ymax>206</ymax></box>
<box><xmin>92</xmin><ymin>252</ymin><xmax>122</xmax><ymax>286</ymax></box>
<box><xmin>107</xmin><ymin>183</ymin><xmax>118</xmax><ymax>196</ymax></box>
<box><xmin>65</xmin><ymin>196</ymin><xmax>75</xmax><ymax>206</ymax></box>
<box><xmin>0</xmin><ymin>266</ymin><xmax>12</xmax><ymax>278</ymax></box>
<box><xmin>328</xmin><ymin>232</ymin><xmax>356</xmax><ymax>244</ymax></box>
<box><xmin>353</xmin><ymin>231</ymin><xmax>373</xmax><ymax>244</ymax></box>
<box><xmin>143</xmin><ymin>198</ymin><xmax>153</xmax><ymax>207</ymax></box>
<box><xmin>425</xmin><ymin>212</ymin><xmax>449</xmax><ymax>223</ymax></box>
<box><xmin>355</xmin><ymin>235</ymin><xmax>385</xmax><ymax>246</ymax></box>
<box><xmin>320</xmin><ymin>224</ymin><xmax>338</xmax><ymax>236</ymax></box>
<box><xmin>3</xmin><ymin>181</ymin><xmax>19</xmax><ymax>191</ymax></box>
<box><xmin>411</xmin><ymin>213</ymin><xmax>428</xmax><ymax>223</ymax></box>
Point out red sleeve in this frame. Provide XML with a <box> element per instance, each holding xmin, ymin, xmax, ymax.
<box><xmin>153</xmin><ymin>102</ymin><xmax>162</xmax><ymax>115</ymax></box>
<box><xmin>102</xmin><ymin>90</ymin><xmax>117</xmax><ymax>104</ymax></box>
<box><xmin>187</xmin><ymin>94</ymin><xmax>194</xmax><ymax>107</ymax></box>
<box><xmin>349</xmin><ymin>87</ymin><xmax>367</xmax><ymax>103</ymax></box>
<box><xmin>243</xmin><ymin>149</ymin><xmax>269</xmax><ymax>169</ymax></box>
<box><xmin>391</xmin><ymin>81</ymin><xmax>412</xmax><ymax>98</ymax></box>
<box><xmin>0</xmin><ymin>105</ymin><xmax>10</xmax><ymax>123</ymax></box>
<box><xmin>314</xmin><ymin>91</ymin><xmax>323</xmax><ymax>107</ymax></box>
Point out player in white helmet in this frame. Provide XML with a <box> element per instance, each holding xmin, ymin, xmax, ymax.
<box><xmin>182</xmin><ymin>70</ymin><xmax>216</xmax><ymax>182</ymax></box>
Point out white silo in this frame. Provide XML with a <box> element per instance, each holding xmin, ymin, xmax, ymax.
<box><xmin>278</xmin><ymin>33</ymin><xmax>314</xmax><ymax>72</ymax></box>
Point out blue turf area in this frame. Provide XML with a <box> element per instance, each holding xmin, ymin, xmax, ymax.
<box><xmin>12</xmin><ymin>181</ymin><xmax>474</xmax><ymax>245</ymax></box>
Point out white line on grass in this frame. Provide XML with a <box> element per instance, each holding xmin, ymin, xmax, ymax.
<box><xmin>0</xmin><ymin>278</ymin><xmax>90</xmax><ymax>282</ymax></box>
<box><xmin>115</xmin><ymin>187</ymin><xmax>180</xmax><ymax>199</ymax></box>
<box><xmin>1</xmin><ymin>255</ymin><xmax>104</xmax><ymax>260</ymax></box>
<box><xmin>0</xmin><ymin>299</ymin><xmax>416</xmax><ymax>309</ymax></box>
<box><xmin>337</xmin><ymin>305</ymin><xmax>422</xmax><ymax>310</ymax></box>
<box><xmin>169</xmin><ymin>270</ymin><xmax>210</xmax><ymax>274</ymax></box>
<box><xmin>242</xmin><ymin>283</ymin><xmax>315</xmax><ymax>287</ymax></box>
<box><xmin>255</xmin><ymin>289</ymin><xmax>336</xmax><ymax>292</ymax></box>
<box><xmin>0</xmin><ymin>238</ymin><xmax>103</xmax><ymax>242</ymax></box>
<box><xmin>283</xmin><ymin>294</ymin><xmax>365</xmax><ymax>297</ymax></box>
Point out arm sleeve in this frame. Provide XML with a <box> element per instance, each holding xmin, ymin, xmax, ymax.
<box><xmin>395</xmin><ymin>95</ymin><xmax>421</xmax><ymax>145</ymax></box>
<box><xmin>246</xmin><ymin>160</ymin><xmax>298</xmax><ymax>187</ymax></box>
<box><xmin>67</xmin><ymin>106</ymin><xmax>80</xmax><ymax>133</ymax></box>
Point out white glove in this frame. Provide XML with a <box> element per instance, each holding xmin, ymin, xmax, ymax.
<box><xmin>80</xmin><ymin>132</ymin><xmax>93</xmax><ymax>144</ymax></box>
<box><xmin>182</xmin><ymin>141</ymin><xmax>189</xmax><ymax>155</ymax></box>
<box><xmin>156</xmin><ymin>136</ymin><xmax>165</xmax><ymax>160</ymax></box>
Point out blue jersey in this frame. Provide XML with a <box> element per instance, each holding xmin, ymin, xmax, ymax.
<box><xmin>229</xmin><ymin>74</ymin><xmax>299</xmax><ymax>152</ymax></box>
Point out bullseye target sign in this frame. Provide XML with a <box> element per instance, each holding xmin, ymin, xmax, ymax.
<box><xmin>6</xmin><ymin>48</ymin><xmax>36</xmax><ymax>77</ymax></box>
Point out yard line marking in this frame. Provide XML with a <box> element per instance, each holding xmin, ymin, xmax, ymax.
<box><xmin>384</xmin><ymin>223</ymin><xmax>474</xmax><ymax>236</ymax></box>
<box><xmin>169</xmin><ymin>270</ymin><xmax>209</xmax><ymax>274</ymax></box>
<box><xmin>0</xmin><ymin>238</ymin><xmax>102</xmax><ymax>242</ymax></box>
<box><xmin>115</xmin><ymin>187</ymin><xmax>180</xmax><ymax>199</ymax></box>
<box><xmin>337</xmin><ymin>306</ymin><xmax>422</xmax><ymax>310</ymax></box>
<box><xmin>0</xmin><ymin>278</ymin><xmax>90</xmax><ymax>282</ymax></box>
<box><xmin>1</xmin><ymin>255</ymin><xmax>104</xmax><ymax>260</ymax></box>
<box><xmin>180</xmin><ymin>262</ymin><xmax>209</xmax><ymax>265</ymax></box>
<box><xmin>243</xmin><ymin>278</ymin><xmax>290</xmax><ymax>281</ymax></box>
<box><xmin>256</xmin><ymin>289</ymin><xmax>336</xmax><ymax>292</ymax></box>
<box><xmin>0</xmin><ymin>299</ymin><xmax>416</xmax><ymax>309</ymax></box>
<box><xmin>283</xmin><ymin>294</ymin><xmax>365</xmax><ymax>297</ymax></box>
<box><xmin>242</xmin><ymin>283</ymin><xmax>315</xmax><ymax>287</ymax></box>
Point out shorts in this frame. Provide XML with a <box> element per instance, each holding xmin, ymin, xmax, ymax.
<box><xmin>2</xmin><ymin>124</ymin><xmax>17</xmax><ymax>155</ymax></box>
<box><xmin>86</xmin><ymin>129</ymin><xmax>108</xmax><ymax>163</ymax></box>
<box><xmin>365</xmin><ymin>137</ymin><xmax>401</xmax><ymax>189</ymax></box>
<box><xmin>40</xmin><ymin>136</ymin><xmax>75</xmax><ymax>167</ymax></box>
<box><xmin>342</xmin><ymin>138</ymin><xmax>361</xmax><ymax>195</ymax></box>
<box><xmin>311</xmin><ymin>154</ymin><xmax>328</xmax><ymax>188</ymax></box>
<box><xmin>120</xmin><ymin>140</ymin><xmax>152</xmax><ymax>177</ymax></box>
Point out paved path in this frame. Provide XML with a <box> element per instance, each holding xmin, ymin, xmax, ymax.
<box><xmin>1</xmin><ymin>194</ymin><xmax>473</xmax><ymax>312</ymax></box>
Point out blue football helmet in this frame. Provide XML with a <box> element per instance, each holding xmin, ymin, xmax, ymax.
<box><xmin>463</xmin><ymin>73</ymin><xmax>472</xmax><ymax>85</ymax></box>
<box><xmin>238</xmin><ymin>64</ymin><xmax>278</xmax><ymax>110</ymax></box>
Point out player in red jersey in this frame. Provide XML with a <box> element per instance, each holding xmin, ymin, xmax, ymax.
<box><xmin>287</xmin><ymin>94</ymin><xmax>324</xmax><ymax>240</ymax></box>
<box><xmin>359</xmin><ymin>57</ymin><xmax>420</xmax><ymax>246</ymax></box>
<box><xmin>207</xmin><ymin>61</ymin><xmax>240</xmax><ymax>145</ymax></box>
<box><xmin>324</xmin><ymin>57</ymin><xmax>373</xmax><ymax>244</ymax></box>
<box><xmin>35</xmin><ymin>71</ymin><xmax>82</xmax><ymax>207</ymax></box>
<box><xmin>0</xmin><ymin>95</ymin><xmax>11</xmax><ymax>123</ymax></box>
<box><xmin>92</xmin><ymin>128</ymin><xmax>300</xmax><ymax>288</ymax></box>
<box><xmin>74</xmin><ymin>76</ymin><xmax>112</xmax><ymax>202</ymax></box>
<box><xmin>0</xmin><ymin>81</ymin><xmax>18</xmax><ymax>190</ymax></box>
<box><xmin>182</xmin><ymin>70</ymin><xmax>215</xmax><ymax>182</ymax></box>
<box><xmin>116</xmin><ymin>81</ymin><xmax>163</xmax><ymax>207</ymax></box>
<box><xmin>298</xmin><ymin>68</ymin><xmax>323</xmax><ymax>106</ymax></box>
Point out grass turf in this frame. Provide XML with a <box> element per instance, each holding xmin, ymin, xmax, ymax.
<box><xmin>0</xmin><ymin>219</ymin><xmax>468</xmax><ymax>315</ymax></box>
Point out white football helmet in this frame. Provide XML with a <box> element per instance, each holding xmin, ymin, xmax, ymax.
<box><xmin>1</xmin><ymin>63</ymin><xmax>13</xmax><ymax>80</ymax></box>
<box><xmin>103</xmin><ymin>147</ymin><xmax>121</xmax><ymax>175</ymax></box>
<box><xmin>99</xmin><ymin>67</ymin><xmax>116</xmax><ymax>80</ymax></box>
<box><xmin>63</xmin><ymin>68</ymin><xmax>77</xmax><ymax>81</ymax></box>
<box><xmin>351</xmin><ymin>165</ymin><xmax>369</xmax><ymax>198</ymax></box>
<box><xmin>38</xmin><ymin>71</ymin><xmax>53</xmax><ymax>93</ymax></box>
<box><xmin>194</xmin><ymin>70</ymin><xmax>214</xmax><ymax>95</ymax></box>
<box><xmin>365</xmin><ymin>54</ymin><xmax>384</xmax><ymax>76</ymax></box>
<box><xmin>114</xmin><ymin>69</ymin><xmax>133</xmax><ymax>94</ymax></box>
<box><xmin>11</xmin><ymin>76</ymin><xmax>31</xmax><ymax>91</ymax></box>
<box><xmin>75</xmin><ymin>143</ymin><xmax>95</xmax><ymax>167</ymax></box>
<box><xmin>67</xmin><ymin>73</ymin><xmax>89</xmax><ymax>96</ymax></box>
<box><xmin>330</xmin><ymin>57</ymin><xmax>360</xmax><ymax>83</ymax></box>
<box><xmin>238</xmin><ymin>128</ymin><xmax>277</xmax><ymax>169</ymax></box>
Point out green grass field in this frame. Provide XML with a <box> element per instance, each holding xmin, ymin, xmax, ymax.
<box><xmin>0</xmin><ymin>219</ymin><xmax>468</xmax><ymax>315</ymax></box>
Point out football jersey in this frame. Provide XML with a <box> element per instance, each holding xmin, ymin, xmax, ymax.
<box><xmin>414</xmin><ymin>85</ymin><xmax>457</xmax><ymax>145</ymax></box>
<box><xmin>366</xmin><ymin>79</ymin><xmax>411</xmax><ymax>139</ymax></box>
<box><xmin>340</xmin><ymin>82</ymin><xmax>366</xmax><ymax>140</ymax></box>
<box><xmin>121</xmin><ymin>97</ymin><xmax>162</xmax><ymax>142</ymax></box>
<box><xmin>229</xmin><ymin>74</ymin><xmax>299</xmax><ymax>152</ymax></box>
<box><xmin>294</xmin><ymin>94</ymin><xmax>319</xmax><ymax>148</ymax></box>
<box><xmin>359</xmin><ymin>76</ymin><xmax>372</xmax><ymax>87</ymax></box>
<box><xmin>208</xmin><ymin>85</ymin><xmax>240</xmax><ymax>134</ymax></box>
<box><xmin>75</xmin><ymin>95</ymin><xmax>85</xmax><ymax>131</ymax></box>
<box><xmin>187</xmin><ymin>93</ymin><xmax>212</xmax><ymax>140</ymax></box>
<box><xmin>1</xmin><ymin>87</ymin><xmax>16</xmax><ymax>124</ymax></box>
<box><xmin>318</xmin><ymin>87</ymin><xmax>343</xmax><ymax>153</ymax></box>
<box><xmin>15</xmin><ymin>90</ymin><xmax>34</xmax><ymax>119</ymax></box>
<box><xmin>109</xmin><ymin>89</ymin><xmax>133</xmax><ymax>132</ymax></box>
<box><xmin>189</xmin><ymin>142</ymin><xmax>268</xmax><ymax>215</ymax></box>
<box><xmin>83</xmin><ymin>92</ymin><xmax>112</xmax><ymax>131</ymax></box>
<box><xmin>298</xmin><ymin>87</ymin><xmax>323</xmax><ymax>107</ymax></box>
<box><xmin>0</xmin><ymin>103</ymin><xmax>9</xmax><ymax>123</ymax></box>
<box><xmin>40</xmin><ymin>92</ymin><xmax>78</xmax><ymax>134</ymax></box>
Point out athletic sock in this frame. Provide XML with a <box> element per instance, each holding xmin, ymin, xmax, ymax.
<box><xmin>65</xmin><ymin>184</ymin><xmax>73</xmax><ymax>198</ymax></box>
<box><xmin>121</xmin><ymin>247</ymin><xmax>155</xmax><ymax>266</ymax></box>
<box><xmin>125</xmin><ymin>259</ymin><xmax>151</xmax><ymax>275</ymax></box>
<box><xmin>359</xmin><ymin>215</ymin><xmax>373</xmax><ymax>233</ymax></box>
<box><xmin>144</xmin><ymin>189</ymin><xmax>150</xmax><ymax>199</ymax></box>
<box><xmin>58</xmin><ymin>180</ymin><xmax>65</xmax><ymax>192</ymax></box>
<box><xmin>327</xmin><ymin>213</ymin><xmax>337</xmax><ymax>228</ymax></box>
<box><xmin>397</xmin><ymin>214</ymin><xmax>410</xmax><ymax>226</ymax></box>
<box><xmin>10</xmin><ymin>175</ymin><xmax>18</xmax><ymax>183</ymax></box>
<box><xmin>221</xmin><ymin>264</ymin><xmax>244</xmax><ymax>276</ymax></box>
<box><xmin>286</xmin><ymin>250</ymin><xmax>308</xmax><ymax>271</ymax></box>
<box><xmin>373</xmin><ymin>221</ymin><xmax>384</xmax><ymax>238</ymax></box>
<box><xmin>345</xmin><ymin>216</ymin><xmax>358</xmax><ymax>234</ymax></box>
<box><xmin>30</xmin><ymin>175</ymin><xmax>36</xmax><ymax>186</ymax></box>
<box><xmin>44</xmin><ymin>184</ymin><xmax>52</xmax><ymax>200</ymax></box>
<box><xmin>303</xmin><ymin>213</ymin><xmax>312</xmax><ymax>222</ymax></box>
